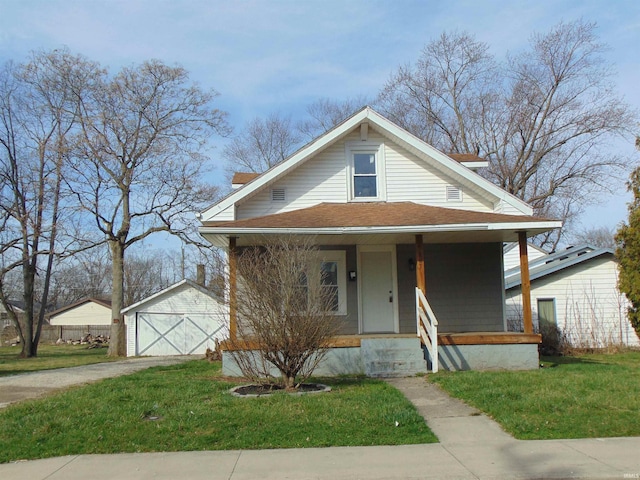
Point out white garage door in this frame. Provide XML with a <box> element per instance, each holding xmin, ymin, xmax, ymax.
<box><xmin>136</xmin><ymin>312</ymin><xmax>224</xmax><ymax>356</ymax></box>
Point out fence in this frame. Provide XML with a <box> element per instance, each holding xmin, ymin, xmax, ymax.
<box><xmin>1</xmin><ymin>325</ymin><xmax>111</xmax><ymax>345</ymax></box>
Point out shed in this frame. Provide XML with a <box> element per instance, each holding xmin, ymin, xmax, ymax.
<box><xmin>123</xmin><ymin>279</ymin><xmax>227</xmax><ymax>357</ymax></box>
<box><xmin>48</xmin><ymin>297</ymin><xmax>112</xmax><ymax>326</ymax></box>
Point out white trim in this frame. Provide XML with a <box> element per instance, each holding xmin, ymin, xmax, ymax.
<box><xmin>200</xmin><ymin>220</ymin><xmax>562</xmax><ymax>237</ymax></box>
<box><xmin>356</xmin><ymin>245</ymin><xmax>399</xmax><ymax>334</ymax></box>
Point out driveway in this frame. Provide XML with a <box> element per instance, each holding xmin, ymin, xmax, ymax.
<box><xmin>0</xmin><ymin>356</ymin><xmax>196</xmax><ymax>408</ymax></box>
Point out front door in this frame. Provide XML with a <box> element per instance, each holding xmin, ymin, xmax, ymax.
<box><xmin>359</xmin><ymin>246</ymin><xmax>398</xmax><ymax>333</ymax></box>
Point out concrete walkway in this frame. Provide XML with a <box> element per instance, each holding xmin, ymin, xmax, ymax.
<box><xmin>1</xmin><ymin>371</ymin><xmax>638</xmax><ymax>479</ymax></box>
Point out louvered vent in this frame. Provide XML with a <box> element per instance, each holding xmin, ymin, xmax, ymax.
<box><xmin>271</xmin><ymin>188</ymin><xmax>286</xmax><ymax>202</ymax></box>
<box><xmin>446</xmin><ymin>185</ymin><xmax>462</xmax><ymax>201</ymax></box>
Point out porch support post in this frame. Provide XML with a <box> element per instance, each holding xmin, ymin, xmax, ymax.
<box><xmin>415</xmin><ymin>234</ymin><xmax>426</xmax><ymax>294</ymax></box>
<box><xmin>518</xmin><ymin>231</ymin><xmax>533</xmax><ymax>334</ymax></box>
<box><xmin>228</xmin><ymin>236</ymin><xmax>238</xmax><ymax>341</ymax></box>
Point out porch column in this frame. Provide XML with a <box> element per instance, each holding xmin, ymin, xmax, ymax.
<box><xmin>228</xmin><ymin>236</ymin><xmax>238</xmax><ymax>341</ymax></box>
<box><xmin>415</xmin><ymin>234</ymin><xmax>426</xmax><ymax>294</ymax></box>
<box><xmin>518</xmin><ymin>231</ymin><xmax>533</xmax><ymax>334</ymax></box>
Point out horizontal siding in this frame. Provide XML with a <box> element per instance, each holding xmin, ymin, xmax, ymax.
<box><xmin>237</xmin><ymin>127</ymin><xmax>501</xmax><ymax>220</ymax></box>
<box><xmin>503</xmin><ymin>245</ymin><xmax>547</xmax><ymax>271</ymax></box>
<box><xmin>505</xmin><ymin>257</ymin><xmax>639</xmax><ymax>347</ymax></box>
<box><xmin>397</xmin><ymin>243</ymin><xmax>505</xmax><ymax>333</ymax></box>
<box><xmin>384</xmin><ymin>141</ymin><xmax>493</xmax><ymax>212</ymax></box>
<box><xmin>133</xmin><ymin>285</ymin><xmax>223</xmax><ymax>314</ymax></box>
<box><xmin>50</xmin><ymin>302</ymin><xmax>112</xmax><ymax>326</ymax></box>
<box><xmin>237</xmin><ymin>132</ymin><xmax>358</xmax><ymax>219</ymax></box>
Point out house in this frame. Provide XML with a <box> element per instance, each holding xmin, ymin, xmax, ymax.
<box><xmin>48</xmin><ymin>297</ymin><xmax>112</xmax><ymax>327</ymax></box>
<box><xmin>0</xmin><ymin>302</ymin><xmax>24</xmax><ymax>329</ymax></box>
<box><xmin>503</xmin><ymin>242</ymin><xmax>548</xmax><ymax>271</ymax></box>
<box><xmin>198</xmin><ymin>107</ymin><xmax>561</xmax><ymax>375</ymax></box>
<box><xmin>47</xmin><ymin>297</ymin><xmax>112</xmax><ymax>341</ymax></box>
<box><xmin>505</xmin><ymin>245</ymin><xmax>640</xmax><ymax>348</ymax></box>
<box><xmin>123</xmin><ymin>279</ymin><xmax>226</xmax><ymax>357</ymax></box>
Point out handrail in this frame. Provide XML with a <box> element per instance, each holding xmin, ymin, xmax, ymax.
<box><xmin>416</xmin><ymin>287</ymin><xmax>439</xmax><ymax>373</ymax></box>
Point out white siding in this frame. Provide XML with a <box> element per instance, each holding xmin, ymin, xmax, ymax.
<box><xmin>505</xmin><ymin>257</ymin><xmax>639</xmax><ymax>347</ymax></box>
<box><xmin>384</xmin><ymin>140</ymin><xmax>493</xmax><ymax>211</ymax></box>
<box><xmin>49</xmin><ymin>302</ymin><xmax>111</xmax><ymax>326</ymax></box>
<box><xmin>124</xmin><ymin>283</ymin><xmax>228</xmax><ymax>357</ymax></box>
<box><xmin>207</xmin><ymin>204</ymin><xmax>235</xmax><ymax>222</ymax></box>
<box><xmin>237</xmin><ymin>128</ymin><xmax>497</xmax><ymax>219</ymax></box>
<box><xmin>503</xmin><ymin>244</ymin><xmax>547</xmax><ymax>271</ymax></box>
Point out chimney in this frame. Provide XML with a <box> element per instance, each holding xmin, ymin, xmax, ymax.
<box><xmin>196</xmin><ymin>264</ymin><xmax>205</xmax><ymax>286</ymax></box>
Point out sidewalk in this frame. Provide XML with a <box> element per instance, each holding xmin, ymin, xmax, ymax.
<box><xmin>0</xmin><ymin>373</ymin><xmax>638</xmax><ymax>479</ymax></box>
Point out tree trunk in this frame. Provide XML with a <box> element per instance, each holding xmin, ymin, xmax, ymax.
<box><xmin>20</xmin><ymin>262</ymin><xmax>36</xmax><ymax>358</ymax></box>
<box><xmin>107</xmin><ymin>240</ymin><xmax>126</xmax><ymax>356</ymax></box>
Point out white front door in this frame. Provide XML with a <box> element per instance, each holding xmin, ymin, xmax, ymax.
<box><xmin>359</xmin><ymin>246</ymin><xmax>398</xmax><ymax>333</ymax></box>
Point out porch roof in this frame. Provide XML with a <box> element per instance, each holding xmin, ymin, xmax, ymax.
<box><xmin>199</xmin><ymin>202</ymin><xmax>561</xmax><ymax>247</ymax></box>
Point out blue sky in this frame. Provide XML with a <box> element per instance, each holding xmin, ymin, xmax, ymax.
<box><xmin>1</xmin><ymin>0</ymin><xmax>638</xmax><ymax>234</ymax></box>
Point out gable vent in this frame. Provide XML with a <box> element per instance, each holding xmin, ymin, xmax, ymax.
<box><xmin>271</xmin><ymin>188</ymin><xmax>286</xmax><ymax>202</ymax></box>
<box><xmin>446</xmin><ymin>185</ymin><xmax>462</xmax><ymax>202</ymax></box>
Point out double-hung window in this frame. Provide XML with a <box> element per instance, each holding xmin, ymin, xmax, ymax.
<box><xmin>347</xmin><ymin>142</ymin><xmax>386</xmax><ymax>201</ymax></box>
<box><xmin>297</xmin><ymin>251</ymin><xmax>347</xmax><ymax>316</ymax></box>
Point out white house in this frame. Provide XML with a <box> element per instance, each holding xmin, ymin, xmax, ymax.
<box><xmin>503</xmin><ymin>242</ymin><xmax>548</xmax><ymax>271</ymax></box>
<box><xmin>48</xmin><ymin>297</ymin><xmax>112</xmax><ymax>326</ymax></box>
<box><xmin>198</xmin><ymin>107</ymin><xmax>561</xmax><ymax>374</ymax></box>
<box><xmin>505</xmin><ymin>245</ymin><xmax>640</xmax><ymax>348</ymax></box>
<box><xmin>123</xmin><ymin>279</ymin><xmax>226</xmax><ymax>357</ymax></box>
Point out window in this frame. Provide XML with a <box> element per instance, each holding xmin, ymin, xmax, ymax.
<box><xmin>346</xmin><ymin>142</ymin><xmax>386</xmax><ymax>201</ymax></box>
<box><xmin>353</xmin><ymin>153</ymin><xmax>377</xmax><ymax>198</ymax></box>
<box><xmin>298</xmin><ymin>251</ymin><xmax>347</xmax><ymax>315</ymax></box>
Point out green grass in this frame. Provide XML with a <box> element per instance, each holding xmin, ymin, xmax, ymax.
<box><xmin>0</xmin><ymin>360</ymin><xmax>437</xmax><ymax>463</ymax></box>
<box><xmin>430</xmin><ymin>351</ymin><xmax>640</xmax><ymax>440</ymax></box>
<box><xmin>0</xmin><ymin>344</ymin><xmax>115</xmax><ymax>377</ymax></box>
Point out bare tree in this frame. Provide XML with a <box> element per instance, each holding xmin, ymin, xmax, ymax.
<box><xmin>378</xmin><ymin>21</ymin><xmax>636</xmax><ymax>249</ymax></box>
<box><xmin>298</xmin><ymin>96</ymin><xmax>370</xmax><ymax>140</ymax></box>
<box><xmin>222</xmin><ymin>112</ymin><xmax>301</xmax><ymax>179</ymax></box>
<box><xmin>226</xmin><ymin>238</ymin><xmax>342</xmax><ymax>390</ymax></box>
<box><xmin>68</xmin><ymin>59</ymin><xmax>228</xmax><ymax>356</ymax></box>
<box><xmin>570</xmin><ymin>226</ymin><xmax>616</xmax><ymax>249</ymax></box>
<box><xmin>0</xmin><ymin>51</ymin><xmax>95</xmax><ymax>357</ymax></box>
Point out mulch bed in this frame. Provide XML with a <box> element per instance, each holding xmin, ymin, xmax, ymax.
<box><xmin>230</xmin><ymin>383</ymin><xmax>331</xmax><ymax>397</ymax></box>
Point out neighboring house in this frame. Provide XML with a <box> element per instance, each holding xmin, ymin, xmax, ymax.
<box><xmin>198</xmin><ymin>107</ymin><xmax>561</xmax><ymax>375</ymax></box>
<box><xmin>123</xmin><ymin>279</ymin><xmax>226</xmax><ymax>357</ymax></box>
<box><xmin>48</xmin><ymin>297</ymin><xmax>112</xmax><ymax>326</ymax></box>
<box><xmin>503</xmin><ymin>242</ymin><xmax>548</xmax><ymax>271</ymax></box>
<box><xmin>505</xmin><ymin>245</ymin><xmax>640</xmax><ymax>348</ymax></box>
<box><xmin>1</xmin><ymin>302</ymin><xmax>24</xmax><ymax>328</ymax></box>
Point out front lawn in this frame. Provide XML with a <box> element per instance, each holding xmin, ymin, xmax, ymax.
<box><xmin>0</xmin><ymin>360</ymin><xmax>437</xmax><ymax>463</ymax></box>
<box><xmin>430</xmin><ymin>351</ymin><xmax>640</xmax><ymax>440</ymax></box>
<box><xmin>0</xmin><ymin>344</ymin><xmax>114</xmax><ymax>377</ymax></box>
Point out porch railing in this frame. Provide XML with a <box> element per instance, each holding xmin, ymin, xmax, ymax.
<box><xmin>416</xmin><ymin>287</ymin><xmax>439</xmax><ymax>373</ymax></box>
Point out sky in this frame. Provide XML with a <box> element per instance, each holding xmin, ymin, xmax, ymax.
<box><xmin>1</xmin><ymin>0</ymin><xmax>638</xmax><ymax>237</ymax></box>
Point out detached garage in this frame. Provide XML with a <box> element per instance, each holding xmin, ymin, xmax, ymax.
<box><xmin>123</xmin><ymin>279</ymin><xmax>227</xmax><ymax>357</ymax></box>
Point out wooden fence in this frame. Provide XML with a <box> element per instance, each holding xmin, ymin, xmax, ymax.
<box><xmin>1</xmin><ymin>325</ymin><xmax>111</xmax><ymax>345</ymax></box>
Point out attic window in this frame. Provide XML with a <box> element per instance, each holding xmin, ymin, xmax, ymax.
<box><xmin>271</xmin><ymin>188</ymin><xmax>286</xmax><ymax>202</ymax></box>
<box><xmin>446</xmin><ymin>185</ymin><xmax>462</xmax><ymax>202</ymax></box>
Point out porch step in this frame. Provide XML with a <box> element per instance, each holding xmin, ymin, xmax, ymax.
<box><xmin>361</xmin><ymin>337</ymin><xmax>427</xmax><ymax>377</ymax></box>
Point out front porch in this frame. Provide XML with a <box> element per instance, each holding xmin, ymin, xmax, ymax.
<box><xmin>221</xmin><ymin>331</ymin><xmax>542</xmax><ymax>377</ymax></box>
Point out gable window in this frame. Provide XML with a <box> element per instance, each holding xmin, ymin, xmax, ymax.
<box><xmin>353</xmin><ymin>153</ymin><xmax>377</xmax><ymax>198</ymax></box>
<box><xmin>347</xmin><ymin>142</ymin><xmax>386</xmax><ymax>201</ymax></box>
